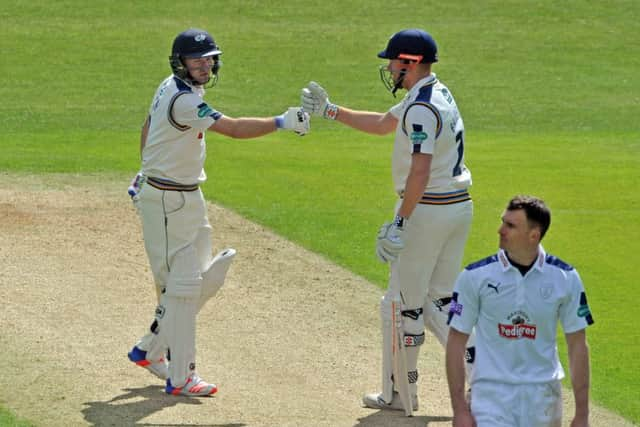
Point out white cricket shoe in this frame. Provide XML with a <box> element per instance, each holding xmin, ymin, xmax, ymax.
<box><xmin>362</xmin><ymin>391</ymin><xmax>418</xmax><ymax>412</ymax></box>
<box><xmin>165</xmin><ymin>374</ymin><xmax>218</xmax><ymax>396</ymax></box>
<box><xmin>128</xmin><ymin>346</ymin><xmax>169</xmax><ymax>380</ymax></box>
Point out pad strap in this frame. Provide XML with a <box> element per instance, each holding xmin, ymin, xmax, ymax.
<box><xmin>401</xmin><ymin>308</ymin><xmax>424</xmax><ymax>320</ymax></box>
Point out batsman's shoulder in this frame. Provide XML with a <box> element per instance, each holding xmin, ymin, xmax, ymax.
<box><xmin>465</xmin><ymin>254</ymin><xmax>499</xmax><ymax>271</ymax></box>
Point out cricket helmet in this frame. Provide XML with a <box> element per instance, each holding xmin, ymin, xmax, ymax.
<box><xmin>169</xmin><ymin>28</ymin><xmax>223</xmax><ymax>87</ymax></box>
<box><xmin>378</xmin><ymin>29</ymin><xmax>438</xmax><ymax>64</ymax></box>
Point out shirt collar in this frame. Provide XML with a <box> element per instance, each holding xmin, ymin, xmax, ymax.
<box><xmin>497</xmin><ymin>245</ymin><xmax>546</xmax><ymax>273</ymax></box>
<box><xmin>406</xmin><ymin>73</ymin><xmax>437</xmax><ymax>98</ymax></box>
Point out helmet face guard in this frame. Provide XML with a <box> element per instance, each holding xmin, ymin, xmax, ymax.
<box><xmin>169</xmin><ymin>28</ymin><xmax>223</xmax><ymax>88</ymax></box>
<box><xmin>377</xmin><ymin>29</ymin><xmax>437</xmax><ymax>96</ymax></box>
<box><xmin>379</xmin><ymin>54</ymin><xmax>425</xmax><ymax>97</ymax></box>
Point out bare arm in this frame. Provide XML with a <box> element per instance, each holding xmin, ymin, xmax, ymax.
<box><xmin>334</xmin><ymin>108</ymin><xmax>397</xmax><ymax>135</ymax></box>
<box><xmin>209</xmin><ymin>115</ymin><xmax>278</xmax><ymax>139</ymax></box>
<box><xmin>566</xmin><ymin>329</ymin><xmax>590</xmax><ymax>427</ymax></box>
<box><xmin>140</xmin><ymin>115</ymin><xmax>150</xmax><ymax>158</ymax></box>
<box><xmin>397</xmin><ymin>153</ymin><xmax>431</xmax><ymax>218</ymax></box>
<box><xmin>446</xmin><ymin>328</ymin><xmax>475</xmax><ymax>427</ymax></box>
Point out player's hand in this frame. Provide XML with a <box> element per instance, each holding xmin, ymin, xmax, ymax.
<box><xmin>128</xmin><ymin>171</ymin><xmax>144</xmax><ymax>199</ymax></box>
<box><xmin>376</xmin><ymin>216</ymin><xmax>406</xmax><ymax>263</ymax></box>
<box><xmin>301</xmin><ymin>81</ymin><xmax>339</xmax><ymax>120</ymax></box>
<box><xmin>277</xmin><ymin>107</ymin><xmax>310</xmax><ymax>136</ymax></box>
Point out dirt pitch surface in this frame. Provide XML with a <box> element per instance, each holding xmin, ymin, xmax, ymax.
<box><xmin>0</xmin><ymin>173</ymin><xmax>634</xmax><ymax>427</ymax></box>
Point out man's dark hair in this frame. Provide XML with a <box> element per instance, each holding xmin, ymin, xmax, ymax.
<box><xmin>506</xmin><ymin>195</ymin><xmax>551</xmax><ymax>240</ymax></box>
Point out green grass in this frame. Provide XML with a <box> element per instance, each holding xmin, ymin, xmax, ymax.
<box><xmin>0</xmin><ymin>409</ymin><xmax>34</xmax><ymax>427</ymax></box>
<box><xmin>1</xmin><ymin>0</ymin><xmax>639</xmax><ymax>424</ymax></box>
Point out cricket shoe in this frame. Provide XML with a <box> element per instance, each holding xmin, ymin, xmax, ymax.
<box><xmin>128</xmin><ymin>346</ymin><xmax>169</xmax><ymax>380</ymax></box>
<box><xmin>165</xmin><ymin>374</ymin><xmax>218</xmax><ymax>396</ymax></box>
<box><xmin>362</xmin><ymin>391</ymin><xmax>418</xmax><ymax>412</ymax></box>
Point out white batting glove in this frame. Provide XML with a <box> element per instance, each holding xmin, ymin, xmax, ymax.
<box><xmin>276</xmin><ymin>107</ymin><xmax>310</xmax><ymax>136</ymax></box>
<box><xmin>376</xmin><ymin>216</ymin><xmax>406</xmax><ymax>263</ymax></box>
<box><xmin>301</xmin><ymin>81</ymin><xmax>339</xmax><ymax>120</ymax></box>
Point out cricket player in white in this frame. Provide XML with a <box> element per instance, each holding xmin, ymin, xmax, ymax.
<box><xmin>127</xmin><ymin>28</ymin><xmax>309</xmax><ymax>397</ymax></box>
<box><xmin>302</xmin><ymin>29</ymin><xmax>475</xmax><ymax>413</ymax></box>
<box><xmin>446</xmin><ymin>195</ymin><xmax>594</xmax><ymax>427</ymax></box>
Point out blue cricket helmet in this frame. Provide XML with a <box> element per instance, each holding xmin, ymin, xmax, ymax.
<box><xmin>378</xmin><ymin>29</ymin><xmax>438</xmax><ymax>63</ymax></box>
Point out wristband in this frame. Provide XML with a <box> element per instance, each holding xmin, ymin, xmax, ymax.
<box><xmin>274</xmin><ymin>115</ymin><xmax>284</xmax><ymax>129</ymax></box>
<box><xmin>324</xmin><ymin>103</ymin><xmax>339</xmax><ymax>120</ymax></box>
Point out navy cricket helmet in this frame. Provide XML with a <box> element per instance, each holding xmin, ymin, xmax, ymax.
<box><xmin>169</xmin><ymin>28</ymin><xmax>223</xmax><ymax>86</ymax></box>
<box><xmin>378</xmin><ymin>29</ymin><xmax>438</xmax><ymax>64</ymax></box>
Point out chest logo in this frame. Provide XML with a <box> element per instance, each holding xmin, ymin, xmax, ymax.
<box><xmin>499</xmin><ymin>311</ymin><xmax>536</xmax><ymax>340</ymax></box>
<box><xmin>487</xmin><ymin>282</ymin><xmax>501</xmax><ymax>294</ymax></box>
<box><xmin>539</xmin><ymin>284</ymin><xmax>553</xmax><ymax>300</ymax></box>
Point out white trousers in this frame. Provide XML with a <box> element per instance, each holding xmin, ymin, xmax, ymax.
<box><xmin>471</xmin><ymin>380</ymin><xmax>563</xmax><ymax>427</ymax></box>
<box><xmin>134</xmin><ymin>183</ymin><xmax>213</xmax><ymax>386</ymax></box>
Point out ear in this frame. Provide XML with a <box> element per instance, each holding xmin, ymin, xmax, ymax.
<box><xmin>529</xmin><ymin>226</ymin><xmax>541</xmax><ymax>243</ymax></box>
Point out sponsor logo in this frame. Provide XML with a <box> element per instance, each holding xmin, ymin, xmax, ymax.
<box><xmin>449</xmin><ymin>301</ymin><xmax>463</xmax><ymax>316</ymax></box>
<box><xmin>577</xmin><ymin>304</ymin><xmax>591</xmax><ymax>318</ymax></box>
<box><xmin>499</xmin><ymin>323</ymin><xmax>537</xmax><ymax>339</ymax></box>
<box><xmin>499</xmin><ymin>310</ymin><xmax>536</xmax><ymax>339</ymax></box>
<box><xmin>487</xmin><ymin>282</ymin><xmax>500</xmax><ymax>294</ymax></box>
<box><xmin>197</xmin><ymin>103</ymin><xmax>214</xmax><ymax>118</ymax></box>
<box><xmin>410</xmin><ymin>130</ymin><xmax>428</xmax><ymax>144</ymax></box>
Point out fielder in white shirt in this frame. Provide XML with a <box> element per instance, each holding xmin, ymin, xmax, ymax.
<box><xmin>446</xmin><ymin>195</ymin><xmax>594</xmax><ymax>427</ymax></box>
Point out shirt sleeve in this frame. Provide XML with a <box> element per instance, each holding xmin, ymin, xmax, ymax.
<box><xmin>172</xmin><ymin>92</ymin><xmax>222</xmax><ymax>131</ymax></box>
<box><xmin>559</xmin><ymin>269</ymin><xmax>594</xmax><ymax>333</ymax></box>
<box><xmin>388</xmin><ymin>100</ymin><xmax>404</xmax><ymax>119</ymax></box>
<box><xmin>403</xmin><ymin>103</ymin><xmax>440</xmax><ymax>155</ymax></box>
<box><xmin>447</xmin><ymin>269</ymin><xmax>479</xmax><ymax>334</ymax></box>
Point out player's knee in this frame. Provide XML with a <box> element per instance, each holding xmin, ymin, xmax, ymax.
<box><xmin>401</xmin><ymin>308</ymin><xmax>425</xmax><ymax>347</ymax></box>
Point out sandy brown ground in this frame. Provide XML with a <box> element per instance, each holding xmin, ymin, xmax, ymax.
<box><xmin>0</xmin><ymin>173</ymin><xmax>635</xmax><ymax>427</ymax></box>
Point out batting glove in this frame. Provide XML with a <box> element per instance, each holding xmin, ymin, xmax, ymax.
<box><xmin>301</xmin><ymin>81</ymin><xmax>339</xmax><ymax>120</ymax></box>
<box><xmin>276</xmin><ymin>107</ymin><xmax>310</xmax><ymax>136</ymax></box>
<box><xmin>376</xmin><ymin>215</ymin><xmax>406</xmax><ymax>263</ymax></box>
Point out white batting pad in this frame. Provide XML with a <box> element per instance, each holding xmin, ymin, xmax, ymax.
<box><xmin>161</xmin><ymin>295</ymin><xmax>198</xmax><ymax>387</ymax></box>
<box><xmin>198</xmin><ymin>248</ymin><xmax>236</xmax><ymax>310</ymax></box>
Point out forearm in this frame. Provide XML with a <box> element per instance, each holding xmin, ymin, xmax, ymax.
<box><xmin>566</xmin><ymin>330</ymin><xmax>590</xmax><ymax>424</ymax></box>
<box><xmin>140</xmin><ymin>116</ymin><xmax>150</xmax><ymax>158</ymax></box>
<box><xmin>397</xmin><ymin>154</ymin><xmax>431</xmax><ymax>219</ymax></box>
<box><xmin>335</xmin><ymin>107</ymin><xmax>393</xmax><ymax>135</ymax></box>
<box><xmin>213</xmin><ymin>116</ymin><xmax>277</xmax><ymax>139</ymax></box>
<box><xmin>446</xmin><ymin>329</ymin><xmax>471</xmax><ymax>415</ymax></box>
<box><xmin>570</xmin><ymin>343</ymin><xmax>590</xmax><ymax>418</ymax></box>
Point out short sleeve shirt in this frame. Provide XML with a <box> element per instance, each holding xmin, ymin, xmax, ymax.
<box><xmin>142</xmin><ymin>76</ymin><xmax>223</xmax><ymax>184</ymax></box>
<box><xmin>448</xmin><ymin>247</ymin><xmax>594</xmax><ymax>385</ymax></box>
<box><xmin>388</xmin><ymin>74</ymin><xmax>471</xmax><ymax>194</ymax></box>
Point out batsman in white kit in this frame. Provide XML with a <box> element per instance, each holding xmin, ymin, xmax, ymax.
<box><xmin>302</xmin><ymin>29</ymin><xmax>475</xmax><ymax>414</ymax></box>
<box><xmin>446</xmin><ymin>195</ymin><xmax>594</xmax><ymax>427</ymax></box>
<box><xmin>127</xmin><ymin>28</ymin><xmax>309</xmax><ymax>396</ymax></box>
